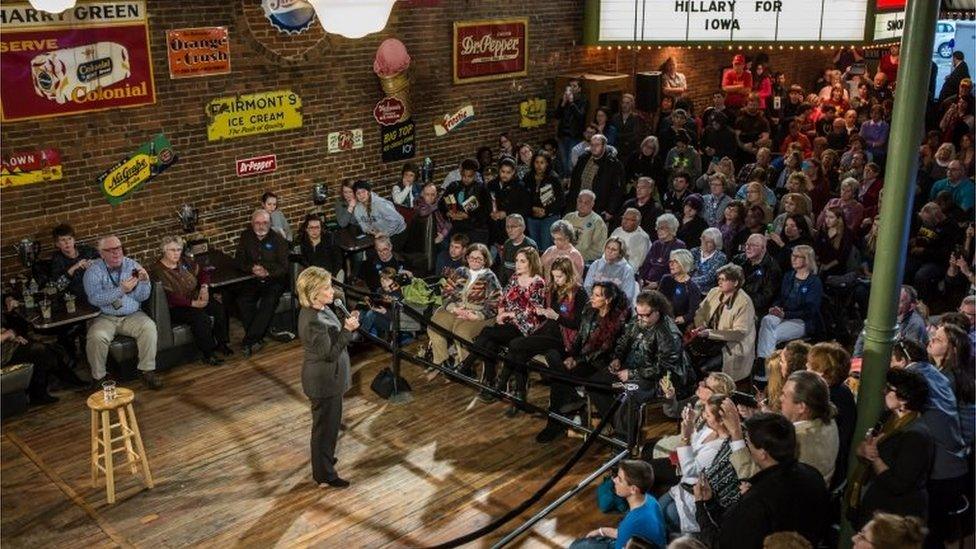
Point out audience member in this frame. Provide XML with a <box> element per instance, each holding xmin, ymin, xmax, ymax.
<box><xmin>637</xmin><ymin>213</ymin><xmax>684</xmax><ymax>288</ymax></box>
<box><xmin>612</xmin><ymin>209</ymin><xmax>652</xmax><ymax>273</ymax></box>
<box><xmin>732</xmin><ymin>233</ymin><xmax>783</xmax><ymax>317</ymax></box>
<box><xmin>84</xmin><ymin>235</ymin><xmax>161</xmax><ymax>389</ymax></box>
<box><xmin>262</xmin><ymin>191</ymin><xmax>293</xmax><ymax>242</ymax></box>
<box><xmin>572</xmin><ymin>460</ymin><xmax>666</xmax><ymax>548</ymax></box>
<box><xmin>689</xmin><ymin>264</ymin><xmax>756</xmax><ymax>380</ymax></box>
<box><xmin>235</xmin><ymin>209</ymin><xmax>290</xmax><ymax>357</ymax></box>
<box><xmin>658</xmin><ymin>249</ymin><xmax>701</xmax><ymax>332</ymax></box>
<box><xmin>585</xmin><ymin>237</ymin><xmax>638</xmax><ymax>305</ymax></box>
<box><xmin>563</xmin><ymin>190</ymin><xmax>608</xmax><ymax>263</ymax></box>
<box><xmin>541</xmin><ymin>220</ymin><xmax>585</xmax><ymax>282</ymax></box>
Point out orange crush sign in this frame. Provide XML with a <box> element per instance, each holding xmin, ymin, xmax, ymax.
<box><xmin>166</xmin><ymin>27</ymin><xmax>230</xmax><ymax>79</ymax></box>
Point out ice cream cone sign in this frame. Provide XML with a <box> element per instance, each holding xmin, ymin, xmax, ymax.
<box><xmin>373</xmin><ymin>38</ymin><xmax>412</xmax><ymax>122</ymax></box>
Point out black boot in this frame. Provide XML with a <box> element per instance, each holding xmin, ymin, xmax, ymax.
<box><xmin>535</xmin><ymin>420</ymin><xmax>565</xmax><ymax>443</ymax></box>
<box><xmin>456</xmin><ymin>356</ymin><xmax>476</xmax><ymax>378</ymax></box>
<box><xmin>493</xmin><ymin>366</ymin><xmax>513</xmax><ymax>394</ymax></box>
<box><xmin>504</xmin><ymin>374</ymin><xmax>527</xmax><ymax>418</ymax></box>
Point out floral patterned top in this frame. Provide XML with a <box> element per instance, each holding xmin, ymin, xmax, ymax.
<box><xmin>499</xmin><ymin>274</ymin><xmax>547</xmax><ymax>335</ymax></box>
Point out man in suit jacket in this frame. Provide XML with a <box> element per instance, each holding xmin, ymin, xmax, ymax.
<box><xmin>939</xmin><ymin>51</ymin><xmax>971</xmax><ymax>104</ymax></box>
<box><xmin>296</xmin><ymin>267</ymin><xmax>358</xmax><ymax>488</ymax></box>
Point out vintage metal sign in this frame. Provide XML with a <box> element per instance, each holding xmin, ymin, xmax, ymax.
<box><xmin>0</xmin><ymin>1</ymin><xmax>156</xmax><ymax>122</ymax></box>
<box><xmin>433</xmin><ymin>103</ymin><xmax>474</xmax><ymax>137</ymax></box>
<box><xmin>97</xmin><ymin>133</ymin><xmax>176</xmax><ymax>205</ymax></box>
<box><xmin>236</xmin><ymin>154</ymin><xmax>277</xmax><ymax>177</ymax></box>
<box><xmin>373</xmin><ymin>96</ymin><xmax>405</xmax><ymax>126</ymax></box>
<box><xmin>519</xmin><ymin>97</ymin><xmax>547</xmax><ymax>128</ymax></box>
<box><xmin>453</xmin><ymin>18</ymin><xmax>527</xmax><ymax>84</ymax></box>
<box><xmin>206</xmin><ymin>89</ymin><xmax>302</xmax><ymax>141</ymax></box>
<box><xmin>328</xmin><ymin>129</ymin><xmax>364</xmax><ymax>153</ymax></box>
<box><xmin>166</xmin><ymin>27</ymin><xmax>230</xmax><ymax>79</ymax></box>
<box><xmin>381</xmin><ymin>118</ymin><xmax>415</xmax><ymax>162</ymax></box>
<box><xmin>261</xmin><ymin>0</ymin><xmax>317</xmax><ymax>35</ymax></box>
<box><xmin>1</xmin><ymin>148</ymin><xmax>63</xmax><ymax>187</ymax></box>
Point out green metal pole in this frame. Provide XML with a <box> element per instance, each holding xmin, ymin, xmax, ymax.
<box><xmin>839</xmin><ymin>0</ymin><xmax>939</xmax><ymax>545</ymax></box>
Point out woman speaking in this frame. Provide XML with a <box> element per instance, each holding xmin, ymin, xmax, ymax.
<box><xmin>296</xmin><ymin>267</ymin><xmax>359</xmax><ymax>488</ymax></box>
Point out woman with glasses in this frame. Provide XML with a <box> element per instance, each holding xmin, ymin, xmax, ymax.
<box><xmin>689</xmin><ymin>228</ymin><xmax>727</xmax><ymax>291</ymax></box>
<box><xmin>853</xmin><ymin>512</ymin><xmax>927</xmax><ymax>549</ymax></box>
<box><xmin>688</xmin><ymin>264</ymin><xmax>756</xmax><ymax>381</ymax></box>
<box><xmin>756</xmin><ymin>245</ymin><xmax>822</xmax><ymax>361</ymax></box>
<box><xmin>541</xmin><ymin>220</ymin><xmax>585</xmax><ymax>282</ymax></box>
<box><xmin>150</xmin><ymin>236</ymin><xmax>230</xmax><ymax>365</ymax></box>
<box><xmin>847</xmin><ymin>368</ymin><xmax>933</xmax><ymax>530</ymax></box>
<box><xmin>426</xmin><ymin>244</ymin><xmax>501</xmax><ymax>373</ymax></box>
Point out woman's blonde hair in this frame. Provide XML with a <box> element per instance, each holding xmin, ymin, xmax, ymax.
<box><xmin>866</xmin><ymin>512</ymin><xmax>927</xmax><ymax>549</ymax></box>
<box><xmin>792</xmin><ymin>244</ymin><xmax>819</xmax><ymax>274</ymax></box>
<box><xmin>296</xmin><ymin>266</ymin><xmax>333</xmax><ymax>308</ymax></box>
<box><xmin>548</xmin><ymin>256</ymin><xmax>579</xmax><ymax>300</ymax></box>
<box><xmin>764</xmin><ymin>350</ymin><xmax>785</xmax><ymax>412</ymax></box>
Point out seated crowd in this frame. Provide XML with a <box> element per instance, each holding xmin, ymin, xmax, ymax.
<box><xmin>2</xmin><ymin>48</ymin><xmax>974</xmax><ymax>548</ymax></box>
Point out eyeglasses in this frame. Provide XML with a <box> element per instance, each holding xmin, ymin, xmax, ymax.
<box><xmin>636</xmin><ymin>312</ymin><xmax>653</xmax><ymax>318</ymax></box>
<box><xmin>467</xmin><ymin>255</ymin><xmax>486</xmax><ymax>262</ymax></box>
<box><xmin>102</xmin><ymin>246</ymin><xmax>123</xmax><ymax>253</ymax></box>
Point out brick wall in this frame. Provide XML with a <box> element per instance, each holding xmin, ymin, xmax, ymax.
<box><xmin>0</xmin><ymin>0</ymin><xmax>832</xmax><ymax>278</ymax></box>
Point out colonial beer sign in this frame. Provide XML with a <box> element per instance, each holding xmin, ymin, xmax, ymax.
<box><xmin>1</xmin><ymin>148</ymin><xmax>63</xmax><ymax>187</ymax></box>
<box><xmin>0</xmin><ymin>1</ymin><xmax>156</xmax><ymax>122</ymax></box>
<box><xmin>97</xmin><ymin>133</ymin><xmax>176</xmax><ymax>206</ymax></box>
<box><xmin>166</xmin><ymin>27</ymin><xmax>231</xmax><ymax>79</ymax></box>
<box><xmin>453</xmin><ymin>18</ymin><xmax>527</xmax><ymax>84</ymax></box>
<box><xmin>236</xmin><ymin>154</ymin><xmax>277</xmax><ymax>177</ymax></box>
<box><xmin>206</xmin><ymin>89</ymin><xmax>302</xmax><ymax>141</ymax></box>
<box><xmin>586</xmin><ymin>0</ymin><xmax>904</xmax><ymax>44</ymax></box>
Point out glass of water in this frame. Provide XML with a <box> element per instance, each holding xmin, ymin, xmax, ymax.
<box><xmin>102</xmin><ymin>380</ymin><xmax>117</xmax><ymax>401</ymax></box>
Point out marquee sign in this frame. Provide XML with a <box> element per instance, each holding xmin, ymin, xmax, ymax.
<box><xmin>585</xmin><ymin>0</ymin><xmax>904</xmax><ymax>44</ymax></box>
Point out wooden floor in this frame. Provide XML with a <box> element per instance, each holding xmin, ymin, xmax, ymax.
<box><xmin>1</xmin><ymin>337</ymin><xmax>677</xmax><ymax>548</ymax></box>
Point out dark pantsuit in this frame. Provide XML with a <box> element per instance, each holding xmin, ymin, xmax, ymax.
<box><xmin>169</xmin><ymin>299</ymin><xmax>228</xmax><ymax>357</ymax></box>
<box><xmin>310</xmin><ymin>395</ymin><xmax>343</xmax><ymax>483</ymax></box>
<box><xmin>506</xmin><ymin>333</ymin><xmax>563</xmax><ymax>390</ymax></box>
<box><xmin>236</xmin><ymin>279</ymin><xmax>285</xmax><ymax>345</ymax></box>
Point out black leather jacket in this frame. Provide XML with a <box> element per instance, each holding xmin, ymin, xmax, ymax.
<box><xmin>613</xmin><ymin>315</ymin><xmax>683</xmax><ymax>383</ymax></box>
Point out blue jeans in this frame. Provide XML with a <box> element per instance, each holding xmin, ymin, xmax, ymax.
<box><xmin>558</xmin><ymin>136</ymin><xmax>577</xmax><ymax>178</ymax></box>
<box><xmin>359</xmin><ymin>309</ymin><xmax>391</xmax><ymax>338</ymax></box>
<box><xmin>527</xmin><ymin>215</ymin><xmax>558</xmax><ymax>251</ymax></box>
<box><xmin>658</xmin><ymin>491</ymin><xmax>682</xmax><ymax>534</ymax></box>
<box><xmin>568</xmin><ymin>536</ymin><xmax>614</xmax><ymax>549</ymax></box>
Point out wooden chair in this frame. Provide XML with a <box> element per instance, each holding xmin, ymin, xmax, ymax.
<box><xmin>87</xmin><ymin>387</ymin><xmax>154</xmax><ymax>504</ymax></box>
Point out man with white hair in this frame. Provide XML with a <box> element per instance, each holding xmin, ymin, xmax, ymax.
<box><xmin>563</xmin><ymin>190</ymin><xmax>608</xmax><ymax>262</ymax></box>
<box><xmin>235</xmin><ymin>208</ymin><xmax>290</xmax><ymax>357</ymax></box>
<box><xmin>610</xmin><ymin>208</ymin><xmax>651</xmax><ymax>270</ymax></box>
<box><xmin>83</xmin><ymin>235</ymin><xmax>161</xmax><ymax>389</ymax></box>
<box><xmin>732</xmin><ymin>233</ymin><xmax>782</xmax><ymax>317</ymax></box>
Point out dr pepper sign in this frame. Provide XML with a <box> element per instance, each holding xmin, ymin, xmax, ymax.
<box><xmin>453</xmin><ymin>18</ymin><xmax>527</xmax><ymax>84</ymax></box>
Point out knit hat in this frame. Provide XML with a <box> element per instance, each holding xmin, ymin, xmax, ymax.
<box><xmin>683</xmin><ymin>193</ymin><xmax>704</xmax><ymax>212</ymax></box>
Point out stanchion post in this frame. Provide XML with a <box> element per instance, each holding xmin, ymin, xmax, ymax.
<box><xmin>388</xmin><ymin>300</ymin><xmax>412</xmax><ymax>403</ymax></box>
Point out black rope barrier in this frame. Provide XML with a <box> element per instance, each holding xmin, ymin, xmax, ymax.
<box><xmin>425</xmin><ymin>394</ymin><xmax>626</xmax><ymax>549</ymax></box>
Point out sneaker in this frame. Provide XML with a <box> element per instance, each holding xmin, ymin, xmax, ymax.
<box><xmin>141</xmin><ymin>371</ymin><xmax>163</xmax><ymax>390</ymax></box>
<box><xmin>535</xmin><ymin>423</ymin><xmax>566</xmax><ymax>443</ymax></box>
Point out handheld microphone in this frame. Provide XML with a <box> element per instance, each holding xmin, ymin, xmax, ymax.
<box><xmin>333</xmin><ymin>298</ymin><xmax>351</xmax><ymax>318</ymax></box>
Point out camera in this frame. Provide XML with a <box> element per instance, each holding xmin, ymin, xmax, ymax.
<box><xmin>394</xmin><ymin>272</ymin><xmax>412</xmax><ymax>287</ymax></box>
<box><xmin>730</xmin><ymin>390</ymin><xmax>759</xmax><ymax>409</ymax></box>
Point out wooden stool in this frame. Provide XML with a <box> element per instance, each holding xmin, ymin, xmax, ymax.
<box><xmin>87</xmin><ymin>387</ymin><xmax>154</xmax><ymax>504</ymax></box>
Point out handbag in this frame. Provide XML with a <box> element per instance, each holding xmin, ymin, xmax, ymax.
<box><xmin>369</xmin><ymin>367</ymin><xmax>412</xmax><ymax>400</ymax></box>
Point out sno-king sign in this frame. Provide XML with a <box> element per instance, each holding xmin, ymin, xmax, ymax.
<box><xmin>236</xmin><ymin>154</ymin><xmax>277</xmax><ymax>177</ymax></box>
<box><xmin>373</xmin><ymin>96</ymin><xmax>405</xmax><ymax>126</ymax></box>
<box><xmin>433</xmin><ymin>103</ymin><xmax>474</xmax><ymax>137</ymax></box>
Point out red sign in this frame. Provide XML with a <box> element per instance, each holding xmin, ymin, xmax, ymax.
<box><xmin>453</xmin><ymin>18</ymin><xmax>528</xmax><ymax>84</ymax></box>
<box><xmin>0</xmin><ymin>2</ymin><xmax>156</xmax><ymax>122</ymax></box>
<box><xmin>166</xmin><ymin>27</ymin><xmax>231</xmax><ymax>79</ymax></box>
<box><xmin>1</xmin><ymin>148</ymin><xmax>63</xmax><ymax>187</ymax></box>
<box><xmin>876</xmin><ymin>0</ymin><xmax>906</xmax><ymax>9</ymax></box>
<box><xmin>236</xmin><ymin>154</ymin><xmax>277</xmax><ymax>177</ymax></box>
<box><xmin>373</xmin><ymin>96</ymin><xmax>405</xmax><ymax>126</ymax></box>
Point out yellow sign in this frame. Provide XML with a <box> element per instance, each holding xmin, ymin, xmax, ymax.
<box><xmin>206</xmin><ymin>89</ymin><xmax>302</xmax><ymax>141</ymax></box>
<box><xmin>519</xmin><ymin>97</ymin><xmax>547</xmax><ymax>128</ymax></box>
<box><xmin>1</xmin><ymin>149</ymin><xmax>63</xmax><ymax>187</ymax></box>
<box><xmin>102</xmin><ymin>154</ymin><xmax>152</xmax><ymax>198</ymax></box>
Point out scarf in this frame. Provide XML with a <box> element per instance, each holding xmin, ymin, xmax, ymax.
<box><xmin>845</xmin><ymin>411</ymin><xmax>920</xmax><ymax>513</ymax></box>
<box><xmin>416</xmin><ymin>200</ymin><xmax>451</xmax><ymax>239</ymax></box>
